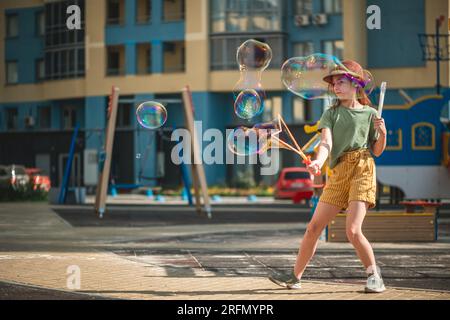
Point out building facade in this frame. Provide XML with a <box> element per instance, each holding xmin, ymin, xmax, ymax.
<box><xmin>0</xmin><ymin>0</ymin><xmax>448</xmax><ymax>190</ymax></box>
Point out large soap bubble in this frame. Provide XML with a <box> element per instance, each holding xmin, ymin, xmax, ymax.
<box><xmin>281</xmin><ymin>53</ymin><xmax>375</xmax><ymax>100</ymax></box>
<box><xmin>236</xmin><ymin>39</ymin><xmax>272</xmax><ymax>72</ymax></box>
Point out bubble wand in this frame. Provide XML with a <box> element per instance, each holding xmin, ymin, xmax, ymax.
<box><xmin>377</xmin><ymin>82</ymin><xmax>387</xmax><ymax>119</ymax></box>
<box><xmin>275</xmin><ymin>114</ymin><xmax>321</xmax><ymax>175</ymax></box>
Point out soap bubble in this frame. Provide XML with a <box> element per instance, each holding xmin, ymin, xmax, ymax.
<box><xmin>227</xmin><ymin>126</ymin><xmax>272</xmax><ymax>156</ymax></box>
<box><xmin>227</xmin><ymin>117</ymin><xmax>288</xmax><ymax>156</ymax></box>
<box><xmin>232</xmin><ymin>39</ymin><xmax>273</xmax><ymax>121</ymax></box>
<box><xmin>136</xmin><ymin>101</ymin><xmax>167</xmax><ymax>129</ymax></box>
<box><xmin>236</xmin><ymin>39</ymin><xmax>272</xmax><ymax>71</ymax></box>
<box><xmin>281</xmin><ymin>53</ymin><xmax>341</xmax><ymax>100</ymax></box>
<box><xmin>234</xmin><ymin>89</ymin><xmax>264</xmax><ymax>120</ymax></box>
<box><xmin>281</xmin><ymin>53</ymin><xmax>376</xmax><ymax>100</ymax></box>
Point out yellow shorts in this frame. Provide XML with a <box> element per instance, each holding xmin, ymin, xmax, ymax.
<box><xmin>319</xmin><ymin>149</ymin><xmax>376</xmax><ymax>210</ymax></box>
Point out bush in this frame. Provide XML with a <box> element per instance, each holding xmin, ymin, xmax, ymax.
<box><xmin>233</xmin><ymin>168</ymin><xmax>256</xmax><ymax>189</ymax></box>
<box><xmin>0</xmin><ymin>182</ymin><xmax>48</xmax><ymax>202</ymax></box>
<box><xmin>160</xmin><ymin>185</ymin><xmax>275</xmax><ymax>197</ymax></box>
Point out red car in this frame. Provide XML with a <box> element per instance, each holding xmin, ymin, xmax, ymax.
<box><xmin>25</xmin><ymin>168</ymin><xmax>51</xmax><ymax>192</ymax></box>
<box><xmin>275</xmin><ymin>167</ymin><xmax>314</xmax><ymax>200</ymax></box>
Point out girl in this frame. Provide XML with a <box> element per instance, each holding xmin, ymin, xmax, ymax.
<box><xmin>269</xmin><ymin>60</ymin><xmax>387</xmax><ymax>293</ymax></box>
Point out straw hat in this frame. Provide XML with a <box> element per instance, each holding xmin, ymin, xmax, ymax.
<box><xmin>323</xmin><ymin>60</ymin><xmax>369</xmax><ymax>87</ymax></box>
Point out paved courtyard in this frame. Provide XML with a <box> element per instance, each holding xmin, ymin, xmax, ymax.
<box><xmin>0</xmin><ymin>202</ymin><xmax>449</xmax><ymax>300</ymax></box>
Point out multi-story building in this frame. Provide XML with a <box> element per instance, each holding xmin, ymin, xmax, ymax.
<box><xmin>0</xmin><ymin>0</ymin><xmax>448</xmax><ymax>190</ymax></box>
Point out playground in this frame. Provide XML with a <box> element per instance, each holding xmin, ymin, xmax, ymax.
<box><xmin>1</xmin><ymin>1</ymin><xmax>450</xmax><ymax>304</ymax></box>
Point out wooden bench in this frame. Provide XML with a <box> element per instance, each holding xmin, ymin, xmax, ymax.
<box><xmin>399</xmin><ymin>201</ymin><xmax>442</xmax><ymax>213</ymax></box>
<box><xmin>327</xmin><ymin>211</ymin><xmax>437</xmax><ymax>242</ymax></box>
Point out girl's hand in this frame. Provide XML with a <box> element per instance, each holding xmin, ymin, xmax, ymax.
<box><xmin>373</xmin><ymin>117</ymin><xmax>387</xmax><ymax>136</ymax></box>
<box><xmin>306</xmin><ymin>160</ymin><xmax>321</xmax><ymax>176</ymax></box>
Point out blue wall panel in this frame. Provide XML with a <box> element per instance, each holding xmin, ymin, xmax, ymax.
<box><xmin>5</xmin><ymin>7</ymin><xmax>44</xmax><ymax>84</ymax></box>
<box><xmin>367</xmin><ymin>0</ymin><xmax>425</xmax><ymax>68</ymax></box>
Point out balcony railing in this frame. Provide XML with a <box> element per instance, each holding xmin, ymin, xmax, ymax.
<box><xmin>163</xmin><ymin>64</ymin><xmax>185</xmax><ymax>73</ymax></box>
<box><xmin>106</xmin><ymin>68</ymin><xmax>125</xmax><ymax>76</ymax></box>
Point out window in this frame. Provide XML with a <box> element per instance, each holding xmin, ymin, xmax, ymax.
<box><xmin>293</xmin><ymin>41</ymin><xmax>313</xmax><ymax>57</ymax></box>
<box><xmin>211</xmin><ymin>35</ymin><xmax>285</xmax><ymax>70</ymax></box>
<box><xmin>44</xmin><ymin>0</ymin><xmax>85</xmax><ymax>80</ymax></box>
<box><xmin>6</xmin><ymin>108</ymin><xmax>18</xmax><ymax>130</ymax></box>
<box><xmin>262</xmin><ymin>96</ymin><xmax>282</xmax><ymax>122</ymax></box>
<box><xmin>6</xmin><ymin>14</ymin><xmax>19</xmax><ymax>38</ymax></box>
<box><xmin>412</xmin><ymin>122</ymin><xmax>435</xmax><ymax>150</ymax></box>
<box><xmin>137</xmin><ymin>43</ymin><xmax>151</xmax><ymax>74</ymax></box>
<box><xmin>323</xmin><ymin>40</ymin><xmax>344</xmax><ymax>60</ymax></box>
<box><xmin>294</xmin><ymin>0</ymin><xmax>313</xmax><ymax>15</ymax></box>
<box><xmin>285</xmin><ymin>171</ymin><xmax>310</xmax><ymax>180</ymax></box>
<box><xmin>322</xmin><ymin>0</ymin><xmax>342</xmax><ymax>14</ymax></box>
<box><xmin>62</xmin><ymin>106</ymin><xmax>77</xmax><ymax>129</ymax></box>
<box><xmin>117</xmin><ymin>102</ymin><xmax>131</xmax><ymax>128</ymax></box>
<box><xmin>210</xmin><ymin>0</ymin><xmax>282</xmax><ymax>33</ymax></box>
<box><xmin>163</xmin><ymin>41</ymin><xmax>185</xmax><ymax>73</ymax></box>
<box><xmin>6</xmin><ymin>61</ymin><xmax>18</xmax><ymax>84</ymax></box>
<box><xmin>386</xmin><ymin>128</ymin><xmax>402</xmax><ymax>151</ymax></box>
<box><xmin>163</xmin><ymin>0</ymin><xmax>185</xmax><ymax>22</ymax></box>
<box><xmin>46</xmin><ymin>49</ymin><xmax>85</xmax><ymax>80</ymax></box>
<box><xmin>106</xmin><ymin>45</ymin><xmax>125</xmax><ymax>75</ymax></box>
<box><xmin>36</xmin><ymin>59</ymin><xmax>45</xmax><ymax>81</ymax></box>
<box><xmin>107</xmin><ymin>0</ymin><xmax>124</xmax><ymax>25</ymax></box>
<box><xmin>292</xmin><ymin>97</ymin><xmax>312</xmax><ymax>123</ymax></box>
<box><xmin>38</xmin><ymin>106</ymin><xmax>51</xmax><ymax>129</ymax></box>
<box><xmin>136</xmin><ymin>0</ymin><xmax>151</xmax><ymax>24</ymax></box>
<box><xmin>36</xmin><ymin>11</ymin><xmax>45</xmax><ymax>36</ymax></box>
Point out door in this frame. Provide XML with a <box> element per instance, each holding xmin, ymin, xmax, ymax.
<box><xmin>35</xmin><ymin>153</ymin><xmax>50</xmax><ymax>175</ymax></box>
<box><xmin>58</xmin><ymin>153</ymin><xmax>81</xmax><ymax>187</ymax></box>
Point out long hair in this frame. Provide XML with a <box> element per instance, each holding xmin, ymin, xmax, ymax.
<box><xmin>328</xmin><ymin>82</ymin><xmax>373</xmax><ymax>109</ymax></box>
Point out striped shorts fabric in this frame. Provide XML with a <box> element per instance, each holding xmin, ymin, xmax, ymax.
<box><xmin>319</xmin><ymin>149</ymin><xmax>377</xmax><ymax>210</ymax></box>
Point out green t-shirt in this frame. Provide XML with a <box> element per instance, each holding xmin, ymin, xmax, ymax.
<box><xmin>318</xmin><ymin>105</ymin><xmax>380</xmax><ymax>169</ymax></box>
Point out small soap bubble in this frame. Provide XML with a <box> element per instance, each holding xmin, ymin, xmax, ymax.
<box><xmin>234</xmin><ymin>89</ymin><xmax>263</xmax><ymax>120</ymax></box>
<box><xmin>136</xmin><ymin>101</ymin><xmax>167</xmax><ymax>129</ymax></box>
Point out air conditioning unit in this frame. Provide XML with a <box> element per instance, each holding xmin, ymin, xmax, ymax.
<box><xmin>294</xmin><ymin>14</ymin><xmax>310</xmax><ymax>27</ymax></box>
<box><xmin>313</xmin><ymin>13</ymin><xmax>328</xmax><ymax>26</ymax></box>
<box><xmin>25</xmin><ymin>116</ymin><xmax>35</xmax><ymax>127</ymax></box>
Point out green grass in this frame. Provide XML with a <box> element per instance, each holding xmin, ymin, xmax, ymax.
<box><xmin>0</xmin><ymin>183</ymin><xmax>48</xmax><ymax>202</ymax></box>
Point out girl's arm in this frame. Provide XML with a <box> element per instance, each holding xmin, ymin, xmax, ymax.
<box><xmin>371</xmin><ymin>117</ymin><xmax>387</xmax><ymax>157</ymax></box>
<box><xmin>306</xmin><ymin>128</ymin><xmax>332</xmax><ymax>175</ymax></box>
<box><xmin>316</xmin><ymin>128</ymin><xmax>332</xmax><ymax>166</ymax></box>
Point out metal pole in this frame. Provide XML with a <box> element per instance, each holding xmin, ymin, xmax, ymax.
<box><xmin>58</xmin><ymin>123</ymin><xmax>80</xmax><ymax>204</ymax></box>
<box><xmin>436</xmin><ymin>18</ymin><xmax>441</xmax><ymax>95</ymax></box>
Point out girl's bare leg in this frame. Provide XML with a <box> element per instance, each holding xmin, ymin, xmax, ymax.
<box><xmin>346</xmin><ymin>201</ymin><xmax>377</xmax><ymax>270</ymax></box>
<box><xmin>293</xmin><ymin>201</ymin><xmax>341</xmax><ymax>279</ymax></box>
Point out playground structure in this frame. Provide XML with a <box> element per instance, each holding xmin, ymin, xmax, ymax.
<box><xmin>376</xmin><ymin>91</ymin><xmax>450</xmax><ymax>200</ymax></box>
<box><xmin>57</xmin><ymin>85</ymin><xmax>211</xmax><ymax>219</ymax></box>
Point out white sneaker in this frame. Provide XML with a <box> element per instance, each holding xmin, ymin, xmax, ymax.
<box><xmin>268</xmin><ymin>271</ymin><xmax>302</xmax><ymax>289</ymax></box>
<box><xmin>365</xmin><ymin>273</ymin><xmax>386</xmax><ymax>293</ymax></box>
